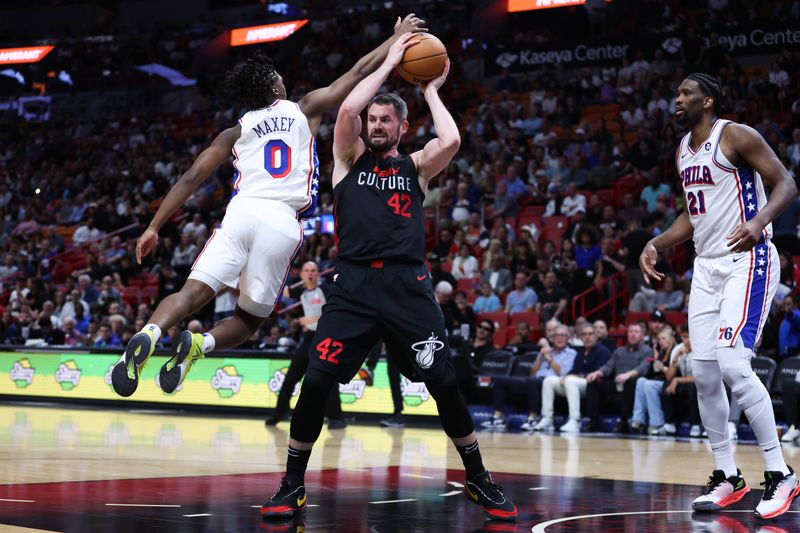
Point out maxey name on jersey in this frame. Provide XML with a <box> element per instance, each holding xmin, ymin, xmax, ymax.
<box><xmin>251</xmin><ymin>117</ymin><xmax>296</xmax><ymax>137</ymax></box>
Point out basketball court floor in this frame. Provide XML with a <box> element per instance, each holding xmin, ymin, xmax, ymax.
<box><xmin>1</xmin><ymin>404</ymin><xmax>800</xmax><ymax>532</ymax></box>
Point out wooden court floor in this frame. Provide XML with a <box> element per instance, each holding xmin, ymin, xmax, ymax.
<box><xmin>1</xmin><ymin>403</ymin><xmax>800</xmax><ymax>532</ymax></box>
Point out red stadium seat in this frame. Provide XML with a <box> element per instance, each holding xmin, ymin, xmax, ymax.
<box><xmin>665</xmin><ymin>312</ymin><xmax>688</xmax><ymax>326</ymax></box>
<box><xmin>544</xmin><ymin>215</ymin><xmax>568</xmax><ymax>231</ymax></box>
<box><xmin>456</xmin><ymin>278</ymin><xmax>477</xmax><ymax>293</ymax></box>
<box><xmin>626</xmin><ymin>312</ymin><xmax>651</xmax><ymax>325</ymax></box>
<box><xmin>478</xmin><ymin>311</ymin><xmax>509</xmax><ymax>330</ymax></box>
<box><xmin>510</xmin><ymin>311</ymin><xmax>541</xmax><ymax>329</ymax></box>
<box><xmin>122</xmin><ymin>287</ymin><xmax>140</xmax><ymax>305</ymax></box>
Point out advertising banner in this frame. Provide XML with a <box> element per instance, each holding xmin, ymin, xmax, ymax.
<box><xmin>485</xmin><ymin>22</ymin><xmax>800</xmax><ymax>75</ymax></box>
<box><xmin>0</xmin><ymin>46</ymin><xmax>54</xmax><ymax>65</ymax></box>
<box><xmin>0</xmin><ymin>352</ymin><xmax>437</xmax><ymax>415</ymax></box>
<box><xmin>230</xmin><ymin>20</ymin><xmax>309</xmax><ymax>46</ymax></box>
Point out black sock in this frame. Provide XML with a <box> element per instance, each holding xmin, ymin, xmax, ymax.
<box><xmin>456</xmin><ymin>440</ymin><xmax>486</xmax><ymax>479</ymax></box>
<box><xmin>286</xmin><ymin>446</ymin><xmax>311</xmax><ymax>483</ymax></box>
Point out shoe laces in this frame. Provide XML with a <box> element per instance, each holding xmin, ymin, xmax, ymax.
<box><xmin>271</xmin><ymin>476</ymin><xmax>297</xmax><ymax>501</ymax></box>
<box><xmin>704</xmin><ymin>470</ymin><xmax>728</xmax><ymax>494</ymax></box>
<box><xmin>476</xmin><ymin>474</ymin><xmax>506</xmax><ymax>502</ymax></box>
<box><xmin>760</xmin><ymin>471</ymin><xmax>785</xmax><ymax>501</ymax></box>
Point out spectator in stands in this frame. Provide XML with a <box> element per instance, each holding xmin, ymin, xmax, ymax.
<box><xmin>72</xmin><ymin>304</ymin><xmax>89</xmax><ymax>335</ymax></box>
<box><xmin>62</xmin><ymin>317</ymin><xmax>85</xmax><ymax>347</ymax></box>
<box><xmin>0</xmin><ymin>255</ymin><xmax>18</xmax><ymax>284</ymax></box>
<box><xmin>58</xmin><ymin>290</ymin><xmax>88</xmax><ymax>324</ymax></box>
<box><xmin>481</xmin><ymin>255</ymin><xmax>513</xmax><ymax>294</ymax></box>
<box><xmin>561</xmin><ymin>184</ymin><xmax>587</xmax><ymax>217</ymax></box>
<box><xmin>171</xmin><ymin>232</ymin><xmax>199</xmax><ymax>276</ymax></box>
<box><xmin>631</xmin><ymin>326</ymin><xmax>674</xmax><ymax>435</ymax></box>
<box><xmin>536</xmin><ymin>271</ymin><xmax>569</xmax><ymax>322</ymax></box>
<box><xmin>428</xmin><ymin>253</ymin><xmax>456</xmax><ymax>290</ymax></box>
<box><xmin>465</xmin><ymin>213</ymin><xmax>486</xmax><ymax>246</ymax></box>
<box><xmin>593</xmin><ymin>319</ymin><xmax>617</xmax><ymax>352</ymax></box>
<box><xmin>453</xmin><ymin>318</ymin><xmax>496</xmax><ymax>399</ymax></box>
<box><xmin>507</xmin><ymin>321</ymin><xmax>537</xmax><ymax>355</ymax></box>
<box><xmin>97</xmin><ymin>276</ymin><xmax>121</xmax><ymax>309</ymax></box>
<box><xmin>30</xmin><ymin>316</ymin><xmax>66</xmax><ymax>346</ymax></box>
<box><xmin>621</xmin><ymin>218</ymin><xmax>652</xmax><ymax>296</ymax></box>
<box><xmin>103</xmin><ymin>236</ymin><xmax>127</xmax><ymax>265</ymax></box>
<box><xmin>584</xmin><ymin>322</ymin><xmax>651</xmax><ymax>433</ymax></box>
<box><xmin>473</xmin><ymin>282</ymin><xmax>502</xmax><ymax>314</ymax></box>
<box><xmin>505</xmin><ymin>272</ymin><xmax>538</xmax><ymax>314</ymax></box>
<box><xmin>435</xmin><ymin>281</ymin><xmax>468</xmax><ymax>335</ymax></box>
<box><xmin>452</xmin><ymin>243</ymin><xmax>479</xmax><ymax>280</ymax></box>
<box><xmin>536</xmin><ymin>323</ymin><xmax>611</xmax><ymax>432</ymax></box>
<box><xmin>662</xmin><ymin>325</ymin><xmax>702</xmax><ymax>437</ymax></box>
<box><xmin>640</xmin><ymin>173</ymin><xmax>672</xmax><ymax>214</ymax></box>
<box><xmin>158</xmin><ymin>263</ymin><xmax>182</xmax><ymax>302</ymax></box>
<box><xmin>628</xmin><ymin>274</ymin><xmax>684</xmax><ymax>313</ymax></box>
<box><xmin>772</xmin><ymin>194</ymin><xmax>800</xmax><ymax>256</ymax></box>
<box><xmin>492</xmin><ymin>181</ymin><xmax>519</xmax><ymax>218</ymax></box>
<box><xmin>483</xmin><ymin>324</ymin><xmax>575</xmax><ymax>431</ymax></box>
<box><xmin>78</xmin><ymin>275</ymin><xmax>99</xmax><ymax>306</ymax></box>
<box><xmin>454</xmin><ymin>290</ymin><xmax>476</xmax><ymax>330</ymax></box>
<box><xmin>182</xmin><ymin>213</ymin><xmax>207</xmax><ymax>239</ymax></box>
<box><xmin>451</xmin><ymin>183</ymin><xmax>474</xmax><ymax>226</ymax></box>
<box><xmin>72</xmin><ymin>220</ymin><xmax>102</xmax><ymax>245</ymax></box>
<box><xmin>781</xmin><ymin>372</ymin><xmax>800</xmax><ymax>443</ymax></box>
<box><xmin>433</xmin><ymin>227</ymin><xmax>455</xmax><ymax>259</ymax></box>
<box><xmin>647</xmin><ymin>310</ymin><xmax>669</xmax><ymax>341</ymax></box>
<box><xmin>780</xmin><ymin>295</ymin><xmax>800</xmax><ymax>358</ymax></box>
<box><xmin>94</xmin><ymin>322</ymin><xmax>122</xmax><ymax>348</ymax></box>
<box><xmin>574</xmin><ymin>225</ymin><xmax>603</xmax><ymax>294</ymax></box>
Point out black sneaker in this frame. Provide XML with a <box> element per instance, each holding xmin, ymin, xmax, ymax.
<box><xmin>692</xmin><ymin>469</ymin><xmax>749</xmax><ymax>512</ymax></box>
<box><xmin>260</xmin><ymin>476</ymin><xmax>306</xmax><ymax>519</ymax></box>
<box><xmin>464</xmin><ymin>471</ymin><xmax>517</xmax><ymax>521</ymax></box>
<box><xmin>380</xmin><ymin>414</ymin><xmax>406</xmax><ymax>428</ymax></box>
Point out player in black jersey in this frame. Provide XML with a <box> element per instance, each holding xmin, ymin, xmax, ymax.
<box><xmin>261</xmin><ymin>33</ymin><xmax>517</xmax><ymax>522</ymax></box>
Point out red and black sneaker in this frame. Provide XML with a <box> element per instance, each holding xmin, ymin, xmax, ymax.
<box><xmin>464</xmin><ymin>471</ymin><xmax>518</xmax><ymax>521</ymax></box>
<box><xmin>260</xmin><ymin>476</ymin><xmax>307</xmax><ymax>519</ymax></box>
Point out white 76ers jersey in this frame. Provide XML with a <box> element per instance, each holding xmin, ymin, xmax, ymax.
<box><xmin>232</xmin><ymin>99</ymin><xmax>319</xmax><ymax>217</ymax></box>
<box><xmin>678</xmin><ymin>119</ymin><xmax>772</xmax><ymax>258</ymax></box>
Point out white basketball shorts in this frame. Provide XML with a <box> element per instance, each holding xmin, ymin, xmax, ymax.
<box><xmin>688</xmin><ymin>240</ymin><xmax>779</xmax><ymax>361</ymax></box>
<box><xmin>189</xmin><ymin>196</ymin><xmax>303</xmax><ymax>317</ymax></box>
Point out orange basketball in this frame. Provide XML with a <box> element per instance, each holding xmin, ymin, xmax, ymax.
<box><xmin>397</xmin><ymin>33</ymin><xmax>447</xmax><ymax>85</ymax></box>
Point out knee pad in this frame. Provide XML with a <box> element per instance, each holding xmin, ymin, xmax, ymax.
<box><xmin>692</xmin><ymin>359</ymin><xmax>724</xmax><ymax>398</ymax></box>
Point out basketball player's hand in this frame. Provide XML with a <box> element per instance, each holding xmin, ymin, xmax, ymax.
<box><xmin>639</xmin><ymin>243</ymin><xmax>664</xmax><ymax>284</ymax></box>
<box><xmin>423</xmin><ymin>59</ymin><xmax>450</xmax><ymax>93</ymax></box>
<box><xmin>386</xmin><ymin>33</ymin><xmax>420</xmax><ymax>68</ymax></box>
<box><xmin>394</xmin><ymin>13</ymin><xmax>427</xmax><ymax>35</ymax></box>
<box><xmin>135</xmin><ymin>227</ymin><xmax>158</xmax><ymax>264</ymax></box>
<box><xmin>727</xmin><ymin>220</ymin><xmax>762</xmax><ymax>253</ymax></box>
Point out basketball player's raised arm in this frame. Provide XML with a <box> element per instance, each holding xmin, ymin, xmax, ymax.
<box><xmin>298</xmin><ymin>14</ymin><xmax>426</xmax><ymax>119</ymax></box>
<box><xmin>639</xmin><ymin>147</ymin><xmax>694</xmax><ymax>283</ymax></box>
<box><xmin>411</xmin><ymin>60</ymin><xmax>460</xmax><ymax>182</ymax></box>
<box><xmin>134</xmin><ymin>125</ymin><xmax>240</xmax><ymax>264</ymax></box>
<box><xmin>724</xmin><ymin>124</ymin><xmax>797</xmax><ymax>253</ymax></box>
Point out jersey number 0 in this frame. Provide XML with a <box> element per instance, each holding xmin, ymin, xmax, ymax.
<box><xmin>264</xmin><ymin>139</ymin><xmax>292</xmax><ymax>179</ymax></box>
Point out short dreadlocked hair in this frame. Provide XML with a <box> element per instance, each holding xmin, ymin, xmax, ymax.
<box><xmin>224</xmin><ymin>51</ymin><xmax>280</xmax><ymax>111</ymax></box>
<box><xmin>686</xmin><ymin>73</ymin><xmax>723</xmax><ymax>114</ymax></box>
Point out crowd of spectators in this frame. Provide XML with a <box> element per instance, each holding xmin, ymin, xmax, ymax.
<box><xmin>0</xmin><ymin>2</ymin><xmax>799</xmax><ymax>430</ymax></box>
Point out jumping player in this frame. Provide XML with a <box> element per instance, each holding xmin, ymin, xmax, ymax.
<box><xmin>640</xmin><ymin>73</ymin><xmax>799</xmax><ymax>519</ymax></box>
<box><xmin>110</xmin><ymin>15</ymin><xmax>427</xmax><ymax>397</ymax></box>
<box><xmin>260</xmin><ymin>34</ymin><xmax>517</xmax><ymax>521</ymax></box>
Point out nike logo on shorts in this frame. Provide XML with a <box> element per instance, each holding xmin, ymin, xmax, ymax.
<box><xmin>732</xmin><ymin>257</ymin><xmax>742</xmax><ymax>263</ymax></box>
<box><xmin>417</xmin><ymin>274</ymin><xmax>427</xmax><ymax>281</ymax></box>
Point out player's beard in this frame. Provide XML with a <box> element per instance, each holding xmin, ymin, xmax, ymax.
<box><xmin>366</xmin><ymin>126</ymin><xmax>400</xmax><ymax>153</ymax></box>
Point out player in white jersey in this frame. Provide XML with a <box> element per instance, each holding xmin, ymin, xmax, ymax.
<box><xmin>110</xmin><ymin>14</ymin><xmax>427</xmax><ymax>398</ymax></box>
<box><xmin>640</xmin><ymin>73</ymin><xmax>799</xmax><ymax>520</ymax></box>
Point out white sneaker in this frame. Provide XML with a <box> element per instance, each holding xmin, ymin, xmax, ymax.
<box><xmin>559</xmin><ymin>419</ymin><xmax>582</xmax><ymax>433</ymax></box>
<box><xmin>781</xmin><ymin>426</ymin><xmax>800</xmax><ymax>443</ymax></box>
<box><xmin>754</xmin><ymin>466</ymin><xmax>800</xmax><ymax>519</ymax></box>
<box><xmin>663</xmin><ymin>423</ymin><xmax>677</xmax><ymax>435</ymax></box>
<box><xmin>692</xmin><ymin>469</ymin><xmax>749</xmax><ymax>511</ymax></box>
<box><xmin>533</xmin><ymin>417</ymin><xmax>553</xmax><ymax>431</ymax></box>
<box><xmin>729</xmin><ymin>422</ymin><xmax>739</xmax><ymax>441</ymax></box>
<box><xmin>480</xmin><ymin>416</ymin><xmax>507</xmax><ymax>430</ymax></box>
<box><xmin>649</xmin><ymin>425</ymin><xmax>666</xmax><ymax>436</ymax></box>
<box><xmin>690</xmin><ymin>425</ymin><xmax>702</xmax><ymax>437</ymax></box>
<box><xmin>520</xmin><ymin>416</ymin><xmax>538</xmax><ymax>431</ymax></box>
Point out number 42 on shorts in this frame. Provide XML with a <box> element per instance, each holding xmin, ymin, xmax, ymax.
<box><xmin>317</xmin><ymin>338</ymin><xmax>342</xmax><ymax>365</ymax></box>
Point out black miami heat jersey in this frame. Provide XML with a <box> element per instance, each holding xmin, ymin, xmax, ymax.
<box><xmin>333</xmin><ymin>151</ymin><xmax>425</xmax><ymax>263</ymax></box>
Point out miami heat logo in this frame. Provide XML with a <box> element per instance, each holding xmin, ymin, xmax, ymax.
<box><xmin>411</xmin><ymin>333</ymin><xmax>444</xmax><ymax>369</ymax></box>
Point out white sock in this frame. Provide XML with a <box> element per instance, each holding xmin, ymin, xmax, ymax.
<box><xmin>202</xmin><ymin>333</ymin><xmax>216</xmax><ymax>354</ymax></box>
<box><xmin>694</xmin><ymin>359</ymin><xmax>739</xmax><ymax>478</ymax></box>
<box><xmin>142</xmin><ymin>324</ymin><xmax>162</xmax><ymax>342</ymax></box>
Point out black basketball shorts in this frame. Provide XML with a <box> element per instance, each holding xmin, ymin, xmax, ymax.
<box><xmin>307</xmin><ymin>262</ymin><xmax>451</xmax><ymax>384</ymax></box>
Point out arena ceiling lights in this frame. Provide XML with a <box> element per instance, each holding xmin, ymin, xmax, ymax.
<box><xmin>0</xmin><ymin>46</ymin><xmax>54</xmax><ymax>65</ymax></box>
<box><xmin>230</xmin><ymin>20</ymin><xmax>309</xmax><ymax>46</ymax></box>
<box><xmin>508</xmin><ymin>0</ymin><xmax>609</xmax><ymax>12</ymax></box>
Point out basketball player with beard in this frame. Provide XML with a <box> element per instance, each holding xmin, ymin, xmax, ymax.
<box><xmin>261</xmin><ymin>34</ymin><xmax>517</xmax><ymax>522</ymax></box>
<box><xmin>640</xmin><ymin>73</ymin><xmax>799</xmax><ymax>519</ymax></box>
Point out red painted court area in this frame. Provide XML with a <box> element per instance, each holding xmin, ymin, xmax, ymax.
<box><xmin>2</xmin><ymin>466</ymin><xmax>799</xmax><ymax>532</ymax></box>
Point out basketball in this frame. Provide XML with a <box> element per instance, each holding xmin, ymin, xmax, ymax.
<box><xmin>397</xmin><ymin>32</ymin><xmax>447</xmax><ymax>84</ymax></box>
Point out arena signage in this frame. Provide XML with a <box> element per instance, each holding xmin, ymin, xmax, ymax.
<box><xmin>230</xmin><ymin>20</ymin><xmax>309</xmax><ymax>46</ymax></box>
<box><xmin>485</xmin><ymin>21</ymin><xmax>800</xmax><ymax>75</ymax></box>
<box><xmin>508</xmin><ymin>0</ymin><xmax>608</xmax><ymax>12</ymax></box>
<box><xmin>0</xmin><ymin>351</ymin><xmax>437</xmax><ymax>415</ymax></box>
<box><xmin>0</xmin><ymin>46</ymin><xmax>54</xmax><ymax>65</ymax></box>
